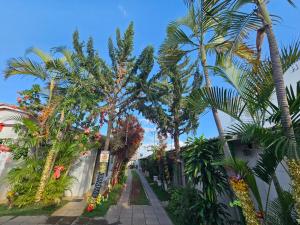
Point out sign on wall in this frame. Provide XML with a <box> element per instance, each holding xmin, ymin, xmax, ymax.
<box><xmin>100</xmin><ymin>151</ymin><xmax>110</xmax><ymax>163</ymax></box>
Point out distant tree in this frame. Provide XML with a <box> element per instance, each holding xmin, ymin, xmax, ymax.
<box><xmin>110</xmin><ymin>115</ymin><xmax>144</xmax><ymax>184</ymax></box>
<box><xmin>137</xmin><ymin>56</ymin><xmax>204</xmax><ymax>185</ymax></box>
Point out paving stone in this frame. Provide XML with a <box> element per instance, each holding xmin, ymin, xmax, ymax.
<box><xmin>1</xmin><ymin>216</ymin><xmax>48</xmax><ymax>224</ymax></box>
<box><xmin>51</xmin><ymin>201</ymin><xmax>86</xmax><ymax>217</ymax></box>
<box><xmin>0</xmin><ymin>216</ymin><xmax>14</xmax><ymax>224</ymax></box>
<box><xmin>132</xmin><ymin>213</ymin><xmax>144</xmax><ymax>218</ymax></box>
<box><xmin>87</xmin><ymin>218</ymin><xmax>108</xmax><ymax>225</ymax></box>
<box><xmin>45</xmin><ymin>216</ymin><xmax>62</xmax><ymax>224</ymax></box>
<box><xmin>119</xmin><ymin>218</ymin><xmax>131</xmax><ymax>224</ymax></box>
<box><xmin>70</xmin><ymin>217</ymin><xmax>90</xmax><ymax>225</ymax></box>
<box><xmin>56</xmin><ymin>216</ymin><xmax>77</xmax><ymax>225</ymax></box>
<box><xmin>145</xmin><ymin>218</ymin><xmax>159</xmax><ymax>224</ymax></box>
<box><xmin>144</xmin><ymin>213</ymin><xmax>156</xmax><ymax>217</ymax></box>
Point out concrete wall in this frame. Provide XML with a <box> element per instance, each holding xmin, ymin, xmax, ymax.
<box><xmin>65</xmin><ymin>150</ymin><xmax>98</xmax><ymax>198</ymax></box>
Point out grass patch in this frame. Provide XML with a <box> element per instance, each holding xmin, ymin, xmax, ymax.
<box><xmin>130</xmin><ymin>170</ymin><xmax>149</xmax><ymax>205</ymax></box>
<box><xmin>0</xmin><ymin>204</ymin><xmax>60</xmax><ymax>216</ymax></box>
<box><xmin>82</xmin><ymin>184</ymin><xmax>124</xmax><ymax>217</ymax></box>
<box><xmin>145</xmin><ymin>177</ymin><xmax>170</xmax><ymax>201</ymax></box>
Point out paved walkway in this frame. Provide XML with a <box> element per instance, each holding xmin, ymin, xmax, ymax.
<box><xmin>51</xmin><ymin>200</ymin><xmax>86</xmax><ymax>217</ymax></box>
<box><xmin>0</xmin><ymin>215</ymin><xmax>108</xmax><ymax>225</ymax></box>
<box><xmin>105</xmin><ymin>169</ymin><xmax>173</xmax><ymax>225</ymax></box>
<box><xmin>0</xmin><ymin>169</ymin><xmax>173</xmax><ymax>225</ymax></box>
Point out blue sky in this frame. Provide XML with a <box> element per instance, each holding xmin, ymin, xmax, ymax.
<box><xmin>0</xmin><ymin>1</ymin><xmax>300</xmax><ymax>156</ymax></box>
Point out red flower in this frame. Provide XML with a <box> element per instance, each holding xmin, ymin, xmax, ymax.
<box><xmin>0</xmin><ymin>123</ymin><xmax>4</xmax><ymax>132</ymax></box>
<box><xmin>24</xmin><ymin>95</ymin><xmax>30</xmax><ymax>100</ymax></box>
<box><xmin>84</xmin><ymin>128</ymin><xmax>90</xmax><ymax>135</ymax></box>
<box><xmin>87</xmin><ymin>204</ymin><xmax>94</xmax><ymax>212</ymax></box>
<box><xmin>17</xmin><ymin>97</ymin><xmax>22</xmax><ymax>103</ymax></box>
<box><xmin>0</xmin><ymin>145</ymin><xmax>11</xmax><ymax>152</ymax></box>
<box><xmin>53</xmin><ymin>166</ymin><xmax>65</xmax><ymax>179</ymax></box>
<box><xmin>95</xmin><ymin>132</ymin><xmax>101</xmax><ymax>141</ymax></box>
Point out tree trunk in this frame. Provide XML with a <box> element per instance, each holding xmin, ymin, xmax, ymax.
<box><xmin>163</xmin><ymin>156</ymin><xmax>171</xmax><ymax>186</ymax></box>
<box><xmin>104</xmin><ymin>113</ymin><xmax>113</xmax><ymax>152</ymax></box>
<box><xmin>257</xmin><ymin>1</ymin><xmax>297</xmax><ymax>158</ymax></box>
<box><xmin>35</xmin><ymin>145</ymin><xmax>57</xmax><ymax>202</ymax></box>
<box><xmin>35</xmin><ymin>111</ymin><xmax>65</xmax><ymax>203</ymax></box>
<box><xmin>91</xmin><ymin>112</ymin><xmax>114</xmax><ymax>198</ymax></box>
<box><xmin>200</xmin><ymin>45</ymin><xmax>231</xmax><ymax>157</ymax></box>
<box><xmin>174</xmin><ymin>125</ymin><xmax>181</xmax><ymax>186</ymax></box>
<box><xmin>257</xmin><ymin>0</ymin><xmax>300</xmax><ymax>218</ymax></box>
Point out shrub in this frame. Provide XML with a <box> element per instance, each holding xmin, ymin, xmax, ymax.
<box><xmin>167</xmin><ymin>186</ymin><xmax>230</xmax><ymax>225</ymax></box>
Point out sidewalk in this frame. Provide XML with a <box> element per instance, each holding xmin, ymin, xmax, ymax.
<box><xmin>105</xmin><ymin>169</ymin><xmax>173</xmax><ymax>225</ymax></box>
<box><xmin>0</xmin><ymin>169</ymin><xmax>173</xmax><ymax>225</ymax></box>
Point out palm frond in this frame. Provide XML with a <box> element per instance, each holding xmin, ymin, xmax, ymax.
<box><xmin>4</xmin><ymin>58</ymin><xmax>49</xmax><ymax>80</ymax></box>
<box><xmin>26</xmin><ymin>47</ymin><xmax>52</xmax><ymax>63</ymax></box>
<box><xmin>266</xmin><ymin>191</ymin><xmax>297</xmax><ymax>225</ymax></box>
<box><xmin>222</xmin><ymin>10</ymin><xmax>262</xmax><ymax>57</ymax></box>
<box><xmin>280</xmin><ymin>40</ymin><xmax>300</xmax><ymax>73</ymax></box>
<box><xmin>189</xmin><ymin>87</ymin><xmax>246</xmax><ymax>121</ymax></box>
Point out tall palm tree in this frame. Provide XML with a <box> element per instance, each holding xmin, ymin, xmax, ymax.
<box><xmin>215</xmin><ymin>0</ymin><xmax>300</xmax><ymax>215</ymax></box>
<box><xmin>160</xmin><ymin>0</ymin><xmax>256</xmax><ymax>157</ymax></box>
<box><xmin>191</xmin><ymin>41</ymin><xmax>300</xmax><ymax>223</ymax></box>
<box><xmin>233</xmin><ymin>0</ymin><xmax>300</xmax><ymax>159</ymax></box>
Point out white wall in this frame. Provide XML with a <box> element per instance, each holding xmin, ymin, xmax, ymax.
<box><xmin>65</xmin><ymin>150</ymin><xmax>98</xmax><ymax>198</ymax></box>
<box><xmin>0</xmin><ymin>107</ymin><xmax>25</xmax><ymax>203</ymax></box>
<box><xmin>221</xmin><ymin>61</ymin><xmax>300</xmax><ymax>131</ymax></box>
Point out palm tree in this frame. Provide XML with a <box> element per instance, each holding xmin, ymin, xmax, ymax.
<box><xmin>5</xmin><ymin>47</ymin><xmax>99</xmax><ymax>202</ymax></box>
<box><xmin>219</xmin><ymin>0</ymin><xmax>299</xmax><ymax>159</ymax></box>
<box><xmin>191</xmin><ymin>41</ymin><xmax>300</xmax><ymax>223</ymax></box>
<box><xmin>160</xmin><ymin>0</ymin><xmax>256</xmax><ymax>157</ymax></box>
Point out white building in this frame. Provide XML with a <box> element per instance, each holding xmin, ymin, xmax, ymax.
<box><xmin>0</xmin><ymin>103</ymin><xmax>28</xmax><ymax>203</ymax></box>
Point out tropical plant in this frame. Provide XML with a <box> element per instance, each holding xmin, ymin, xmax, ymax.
<box><xmin>183</xmin><ymin>136</ymin><xmax>229</xmax><ymax>202</ymax></box>
<box><xmin>216</xmin><ymin>0</ymin><xmax>300</xmax><ymax>216</ymax></box>
<box><xmin>5</xmin><ymin>45</ymin><xmax>101</xmax><ymax>204</ymax></box>
<box><xmin>160</xmin><ymin>0</ymin><xmax>256</xmax><ymax>157</ymax></box>
<box><xmin>168</xmin><ymin>186</ymin><xmax>230</xmax><ymax>225</ymax></box>
<box><xmin>189</xmin><ymin>41</ymin><xmax>300</xmax><ymax>222</ymax></box>
<box><xmin>221</xmin><ymin>0</ymin><xmax>299</xmax><ymax>155</ymax></box>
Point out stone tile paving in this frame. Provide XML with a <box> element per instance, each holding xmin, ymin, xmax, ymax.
<box><xmin>51</xmin><ymin>201</ymin><xmax>86</xmax><ymax>217</ymax></box>
<box><xmin>105</xmin><ymin>169</ymin><xmax>173</xmax><ymax>225</ymax></box>
<box><xmin>0</xmin><ymin>169</ymin><xmax>173</xmax><ymax>225</ymax></box>
<box><xmin>0</xmin><ymin>216</ymin><xmax>109</xmax><ymax>225</ymax></box>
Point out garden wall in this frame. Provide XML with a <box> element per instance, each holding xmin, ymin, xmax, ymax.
<box><xmin>64</xmin><ymin>149</ymin><xmax>98</xmax><ymax>199</ymax></box>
